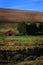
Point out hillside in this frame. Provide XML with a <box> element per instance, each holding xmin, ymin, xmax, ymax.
<box><xmin>0</xmin><ymin>8</ymin><xmax>43</xmax><ymax>22</ymax></box>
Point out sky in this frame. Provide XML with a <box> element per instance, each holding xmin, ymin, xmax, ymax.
<box><xmin>0</xmin><ymin>0</ymin><xmax>43</xmax><ymax>12</ymax></box>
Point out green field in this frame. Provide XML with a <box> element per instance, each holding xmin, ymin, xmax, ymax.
<box><xmin>0</xmin><ymin>35</ymin><xmax>43</xmax><ymax>50</ymax></box>
<box><xmin>0</xmin><ymin>35</ymin><xmax>43</xmax><ymax>65</ymax></box>
<box><xmin>0</xmin><ymin>35</ymin><xmax>43</xmax><ymax>42</ymax></box>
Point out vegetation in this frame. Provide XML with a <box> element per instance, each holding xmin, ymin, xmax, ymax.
<box><xmin>0</xmin><ymin>22</ymin><xmax>43</xmax><ymax>65</ymax></box>
<box><xmin>18</xmin><ymin>22</ymin><xmax>26</xmax><ymax>35</ymax></box>
<box><xmin>39</xmin><ymin>23</ymin><xmax>43</xmax><ymax>32</ymax></box>
<box><xmin>0</xmin><ymin>22</ymin><xmax>43</xmax><ymax>35</ymax></box>
<box><xmin>18</xmin><ymin>22</ymin><xmax>43</xmax><ymax>35</ymax></box>
<box><xmin>26</xmin><ymin>23</ymin><xmax>38</xmax><ymax>35</ymax></box>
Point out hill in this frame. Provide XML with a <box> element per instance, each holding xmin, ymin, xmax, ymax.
<box><xmin>0</xmin><ymin>8</ymin><xmax>43</xmax><ymax>23</ymax></box>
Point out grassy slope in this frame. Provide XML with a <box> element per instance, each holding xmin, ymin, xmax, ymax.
<box><xmin>17</xmin><ymin>60</ymin><xmax>43</xmax><ymax>65</ymax></box>
<box><xmin>0</xmin><ymin>23</ymin><xmax>43</xmax><ymax>50</ymax></box>
<box><xmin>0</xmin><ymin>23</ymin><xmax>18</xmax><ymax>34</ymax></box>
<box><xmin>0</xmin><ymin>35</ymin><xmax>43</xmax><ymax>50</ymax></box>
<box><xmin>0</xmin><ymin>35</ymin><xmax>43</xmax><ymax>65</ymax></box>
<box><xmin>0</xmin><ymin>8</ymin><xmax>43</xmax><ymax>22</ymax></box>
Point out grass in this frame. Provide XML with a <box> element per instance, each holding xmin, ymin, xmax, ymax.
<box><xmin>0</xmin><ymin>35</ymin><xmax>43</xmax><ymax>50</ymax></box>
<box><xmin>0</xmin><ymin>35</ymin><xmax>43</xmax><ymax>65</ymax></box>
<box><xmin>16</xmin><ymin>60</ymin><xmax>43</xmax><ymax>65</ymax></box>
<box><xmin>0</xmin><ymin>35</ymin><xmax>43</xmax><ymax>42</ymax></box>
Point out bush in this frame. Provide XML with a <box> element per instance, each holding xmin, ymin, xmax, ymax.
<box><xmin>26</xmin><ymin>23</ymin><xmax>38</xmax><ymax>35</ymax></box>
<box><xmin>18</xmin><ymin>22</ymin><xmax>26</xmax><ymax>35</ymax></box>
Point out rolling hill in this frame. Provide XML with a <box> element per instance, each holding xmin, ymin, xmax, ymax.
<box><xmin>0</xmin><ymin>8</ymin><xmax>43</xmax><ymax>23</ymax></box>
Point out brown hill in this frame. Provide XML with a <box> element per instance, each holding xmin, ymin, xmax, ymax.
<box><xmin>0</xmin><ymin>8</ymin><xmax>43</xmax><ymax>23</ymax></box>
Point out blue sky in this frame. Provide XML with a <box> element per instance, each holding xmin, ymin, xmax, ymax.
<box><xmin>0</xmin><ymin>0</ymin><xmax>43</xmax><ymax>12</ymax></box>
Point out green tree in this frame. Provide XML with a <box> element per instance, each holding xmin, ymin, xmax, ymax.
<box><xmin>30</xmin><ymin>23</ymin><xmax>38</xmax><ymax>34</ymax></box>
<box><xmin>18</xmin><ymin>22</ymin><xmax>26</xmax><ymax>35</ymax></box>
<box><xmin>39</xmin><ymin>23</ymin><xmax>43</xmax><ymax>32</ymax></box>
<box><xmin>26</xmin><ymin>23</ymin><xmax>38</xmax><ymax>35</ymax></box>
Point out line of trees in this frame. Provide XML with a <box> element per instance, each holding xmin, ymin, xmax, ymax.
<box><xmin>18</xmin><ymin>22</ymin><xmax>43</xmax><ymax>35</ymax></box>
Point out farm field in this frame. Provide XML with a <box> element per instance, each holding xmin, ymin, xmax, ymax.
<box><xmin>0</xmin><ymin>57</ymin><xmax>43</xmax><ymax>65</ymax></box>
<box><xmin>0</xmin><ymin>35</ymin><xmax>43</xmax><ymax>43</ymax></box>
<box><xmin>0</xmin><ymin>35</ymin><xmax>43</xmax><ymax>50</ymax></box>
<box><xmin>0</xmin><ymin>35</ymin><xmax>43</xmax><ymax>65</ymax></box>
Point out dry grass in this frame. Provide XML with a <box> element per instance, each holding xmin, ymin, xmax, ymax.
<box><xmin>0</xmin><ymin>36</ymin><xmax>43</xmax><ymax>50</ymax></box>
<box><xmin>0</xmin><ymin>8</ymin><xmax>43</xmax><ymax>22</ymax></box>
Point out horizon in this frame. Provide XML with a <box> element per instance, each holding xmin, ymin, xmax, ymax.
<box><xmin>0</xmin><ymin>8</ymin><xmax>43</xmax><ymax>12</ymax></box>
<box><xmin>0</xmin><ymin>0</ymin><xmax>43</xmax><ymax>12</ymax></box>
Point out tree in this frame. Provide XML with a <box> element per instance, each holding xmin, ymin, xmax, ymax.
<box><xmin>39</xmin><ymin>23</ymin><xmax>43</xmax><ymax>33</ymax></box>
<box><xmin>26</xmin><ymin>23</ymin><xmax>38</xmax><ymax>35</ymax></box>
<box><xmin>18</xmin><ymin>22</ymin><xmax>26</xmax><ymax>35</ymax></box>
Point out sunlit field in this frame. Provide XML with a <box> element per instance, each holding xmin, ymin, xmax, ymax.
<box><xmin>0</xmin><ymin>23</ymin><xmax>43</xmax><ymax>65</ymax></box>
<box><xmin>0</xmin><ymin>35</ymin><xmax>43</xmax><ymax>65</ymax></box>
<box><xmin>0</xmin><ymin>35</ymin><xmax>43</xmax><ymax>50</ymax></box>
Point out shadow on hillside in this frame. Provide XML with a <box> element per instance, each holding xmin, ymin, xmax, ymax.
<box><xmin>0</xmin><ymin>47</ymin><xmax>43</xmax><ymax>63</ymax></box>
